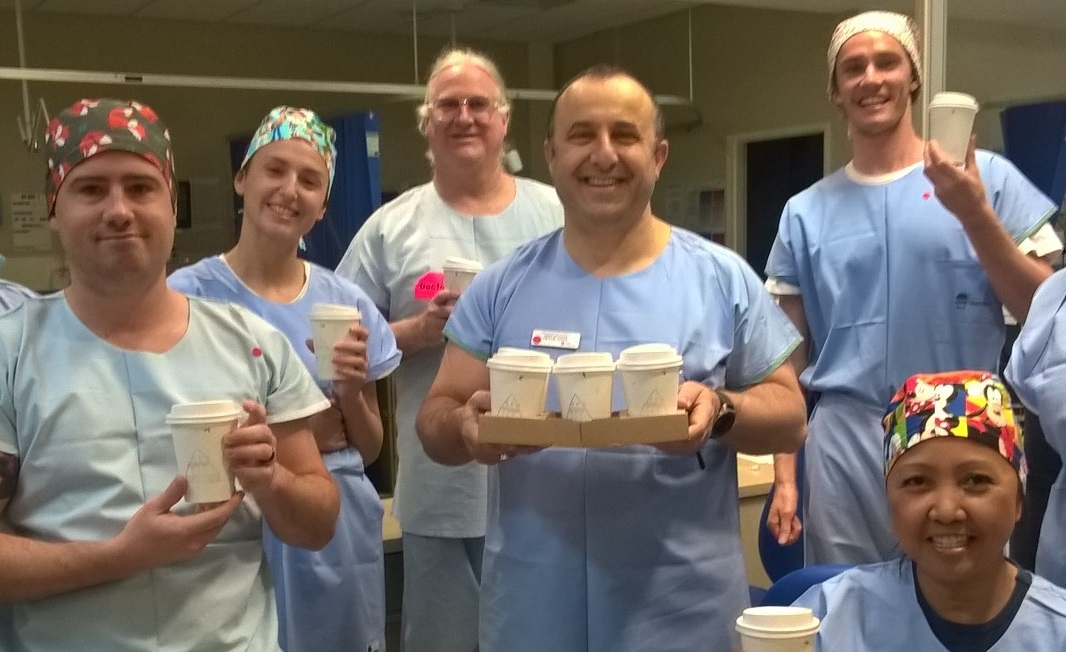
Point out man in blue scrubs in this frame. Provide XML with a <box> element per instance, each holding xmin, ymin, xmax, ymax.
<box><xmin>764</xmin><ymin>11</ymin><xmax>1059</xmax><ymax>565</ymax></box>
<box><xmin>417</xmin><ymin>66</ymin><xmax>807</xmax><ymax>652</ymax></box>
<box><xmin>0</xmin><ymin>98</ymin><xmax>339</xmax><ymax>651</ymax></box>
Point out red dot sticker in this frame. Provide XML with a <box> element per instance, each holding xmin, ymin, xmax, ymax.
<box><xmin>532</xmin><ymin>336</ymin><xmax>542</xmax><ymax>345</ymax></box>
<box><xmin>922</xmin><ymin>191</ymin><xmax>931</xmax><ymax>200</ymax></box>
<box><xmin>252</xmin><ymin>347</ymin><xmax>262</xmax><ymax>357</ymax></box>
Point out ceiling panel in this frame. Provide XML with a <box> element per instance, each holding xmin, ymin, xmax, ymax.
<box><xmin>222</xmin><ymin>0</ymin><xmax>368</xmax><ymax>29</ymax></box>
<box><xmin>33</xmin><ymin>0</ymin><xmax>151</xmax><ymax>15</ymax></box>
<box><xmin>1</xmin><ymin>0</ymin><xmax>1064</xmax><ymax>42</ymax></box>
<box><xmin>136</xmin><ymin>0</ymin><xmax>262</xmax><ymax>23</ymax></box>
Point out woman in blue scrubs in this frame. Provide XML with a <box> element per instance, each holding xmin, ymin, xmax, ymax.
<box><xmin>794</xmin><ymin>371</ymin><xmax>1066</xmax><ymax>651</ymax></box>
<box><xmin>170</xmin><ymin>106</ymin><xmax>400</xmax><ymax>651</ymax></box>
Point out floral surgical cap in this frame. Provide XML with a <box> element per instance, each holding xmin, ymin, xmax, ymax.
<box><xmin>239</xmin><ymin>106</ymin><xmax>337</xmax><ymax>198</ymax></box>
<box><xmin>45</xmin><ymin>98</ymin><xmax>175</xmax><ymax>216</ymax></box>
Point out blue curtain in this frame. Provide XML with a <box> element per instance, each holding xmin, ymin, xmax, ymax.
<box><xmin>229</xmin><ymin>111</ymin><xmax>382</xmax><ymax>269</ymax></box>
<box><xmin>1001</xmin><ymin>101</ymin><xmax>1066</xmax><ymax>210</ymax></box>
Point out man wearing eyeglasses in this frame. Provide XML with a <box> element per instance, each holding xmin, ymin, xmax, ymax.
<box><xmin>337</xmin><ymin>47</ymin><xmax>562</xmax><ymax>652</ymax></box>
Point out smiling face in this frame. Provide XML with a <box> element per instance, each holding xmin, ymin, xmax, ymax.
<box><xmin>831</xmin><ymin>30</ymin><xmax>919</xmax><ymax>138</ymax></box>
<box><xmin>234</xmin><ymin>139</ymin><xmax>329</xmax><ymax>243</ymax></box>
<box><xmin>887</xmin><ymin>437</ymin><xmax>1021</xmax><ymax>587</ymax></box>
<box><xmin>51</xmin><ymin>150</ymin><xmax>175</xmax><ymax>286</ymax></box>
<box><xmin>544</xmin><ymin>74</ymin><xmax>667</xmax><ymax>228</ymax></box>
<box><xmin>424</xmin><ymin>62</ymin><xmax>509</xmax><ymax>169</ymax></box>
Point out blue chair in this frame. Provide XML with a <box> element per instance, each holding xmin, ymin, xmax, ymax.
<box><xmin>760</xmin><ymin>564</ymin><xmax>852</xmax><ymax>606</ymax></box>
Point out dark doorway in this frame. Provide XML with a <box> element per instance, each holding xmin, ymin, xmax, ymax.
<box><xmin>745</xmin><ymin>133</ymin><xmax>824</xmax><ymax>277</ymax></box>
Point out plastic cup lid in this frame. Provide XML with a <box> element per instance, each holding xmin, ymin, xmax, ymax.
<box><xmin>443</xmin><ymin>256</ymin><xmax>483</xmax><ymax>272</ymax></box>
<box><xmin>616</xmin><ymin>343</ymin><xmax>683</xmax><ymax>369</ymax></box>
<box><xmin>493</xmin><ymin>348</ymin><xmax>552</xmax><ymax>362</ymax></box>
<box><xmin>553</xmin><ymin>352</ymin><xmax>616</xmax><ymax>373</ymax></box>
<box><xmin>487</xmin><ymin>357</ymin><xmax>553</xmax><ymax>373</ymax></box>
<box><xmin>930</xmin><ymin>91</ymin><xmax>979</xmax><ymax>110</ymax></box>
<box><xmin>166</xmin><ymin>400</ymin><xmax>241</xmax><ymax>424</ymax></box>
<box><xmin>735</xmin><ymin>606</ymin><xmax>820</xmax><ymax>636</ymax></box>
<box><xmin>310</xmin><ymin>303</ymin><xmax>361</xmax><ymax>320</ymax></box>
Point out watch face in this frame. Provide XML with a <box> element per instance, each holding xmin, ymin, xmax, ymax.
<box><xmin>711</xmin><ymin>390</ymin><xmax>736</xmax><ymax>438</ymax></box>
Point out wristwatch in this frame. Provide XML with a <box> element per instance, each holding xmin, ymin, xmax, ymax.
<box><xmin>709</xmin><ymin>389</ymin><xmax>736</xmax><ymax>439</ymax></box>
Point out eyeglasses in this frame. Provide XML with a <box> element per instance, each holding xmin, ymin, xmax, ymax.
<box><xmin>429</xmin><ymin>96</ymin><xmax>500</xmax><ymax>122</ymax></box>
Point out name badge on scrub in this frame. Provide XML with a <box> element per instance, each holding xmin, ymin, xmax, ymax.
<box><xmin>530</xmin><ymin>329</ymin><xmax>581</xmax><ymax>350</ymax></box>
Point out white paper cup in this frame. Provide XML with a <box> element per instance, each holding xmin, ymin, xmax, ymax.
<box><xmin>553</xmin><ymin>352</ymin><xmax>616</xmax><ymax>421</ymax></box>
<box><xmin>616</xmin><ymin>344</ymin><xmax>683</xmax><ymax>416</ymax></box>
<box><xmin>443</xmin><ymin>256</ymin><xmax>483</xmax><ymax>293</ymax></box>
<box><xmin>929</xmin><ymin>92</ymin><xmax>979</xmax><ymax>165</ymax></box>
<box><xmin>167</xmin><ymin>400</ymin><xmax>242</xmax><ymax>503</ymax></box>
<box><xmin>310</xmin><ymin>303</ymin><xmax>362</xmax><ymax>380</ymax></box>
<box><xmin>486</xmin><ymin>350</ymin><xmax>552</xmax><ymax>418</ymax></box>
<box><xmin>736</xmin><ymin>606</ymin><xmax>820</xmax><ymax>652</ymax></box>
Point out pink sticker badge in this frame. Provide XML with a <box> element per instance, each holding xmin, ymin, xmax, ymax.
<box><xmin>413</xmin><ymin>271</ymin><xmax>446</xmax><ymax>300</ymax></box>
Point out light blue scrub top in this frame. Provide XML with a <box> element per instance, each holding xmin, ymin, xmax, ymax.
<box><xmin>793</xmin><ymin>560</ymin><xmax>1066</xmax><ymax>651</ymax></box>
<box><xmin>0</xmin><ymin>295</ymin><xmax>330</xmax><ymax>652</ymax></box>
<box><xmin>766</xmin><ymin>151</ymin><xmax>1055</xmax><ymax>406</ymax></box>
<box><xmin>765</xmin><ymin>151</ymin><xmax>1056</xmax><ymax>565</ymax></box>
<box><xmin>336</xmin><ymin>177</ymin><xmax>563</xmax><ymax>539</ymax></box>
<box><xmin>1007</xmin><ymin>268</ymin><xmax>1066</xmax><ymax>588</ymax></box>
<box><xmin>170</xmin><ymin>256</ymin><xmax>401</xmax><ymax>651</ymax></box>
<box><xmin>446</xmin><ymin>228</ymin><xmax>801</xmax><ymax>652</ymax></box>
<box><xmin>0</xmin><ymin>279</ymin><xmax>35</xmax><ymax>312</ymax></box>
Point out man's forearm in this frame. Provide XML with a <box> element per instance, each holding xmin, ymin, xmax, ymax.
<box><xmin>718</xmin><ymin>375</ymin><xmax>806</xmax><ymax>455</ymax></box>
<box><xmin>256</xmin><ymin>469</ymin><xmax>339</xmax><ymax>550</ymax></box>
<box><xmin>0</xmin><ymin>532</ymin><xmax>133</xmax><ymax>602</ymax></box>
<box><xmin>390</xmin><ymin>316</ymin><xmax>440</xmax><ymax>356</ymax></box>
<box><xmin>960</xmin><ymin>204</ymin><xmax>1053</xmax><ymax>320</ymax></box>
<box><xmin>773</xmin><ymin>452</ymin><xmax>798</xmax><ymax>488</ymax></box>
<box><xmin>416</xmin><ymin>396</ymin><xmax>474</xmax><ymax>466</ymax></box>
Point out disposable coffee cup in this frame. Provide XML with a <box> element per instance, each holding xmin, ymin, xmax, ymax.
<box><xmin>928</xmin><ymin>92</ymin><xmax>979</xmax><ymax>165</ymax></box>
<box><xmin>486</xmin><ymin>349</ymin><xmax>552</xmax><ymax>418</ymax></box>
<box><xmin>442</xmin><ymin>256</ymin><xmax>483</xmax><ymax>293</ymax></box>
<box><xmin>616</xmin><ymin>344</ymin><xmax>683</xmax><ymax>417</ymax></box>
<box><xmin>310</xmin><ymin>303</ymin><xmax>362</xmax><ymax>380</ymax></box>
<box><xmin>167</xmin><ymin>400</ymin><xmax>242</xmax><ymax>504</ymax></box>
<box><xmin>553</xmin><ymin>352</ymin><xmax>616</xmax><ymax>422</ymax></box>
<box><xmin>735</xmin><ymin>606</ymin><xmax>820</xmax><ymax>652</ymax></box>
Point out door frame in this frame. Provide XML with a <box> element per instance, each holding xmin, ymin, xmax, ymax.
<box><xmin>725</xmin><ymin>123</ymin><xmax>832</xmax><ymax>257</ymax></box>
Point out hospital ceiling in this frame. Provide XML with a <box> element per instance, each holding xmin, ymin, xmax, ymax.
<box><xmin>1</xmin><ymin>0</ymin><xmax>1063</xmax><ymax>43</ymax></box>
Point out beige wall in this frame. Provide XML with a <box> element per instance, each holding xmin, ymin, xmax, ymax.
<box><xmin>2</xmin><ymin>7</ymin><xmax>1065</xmax><ymax>289</ymax></box>
<box><xmin>555</xmin><ymin>6</ymin><xmax>1066</xmax><ymax>231</ymax></box>
<box><xmin>0</xmin><ymin>13</ymin><xmax>536</xmax><ymax>289</ymax></box>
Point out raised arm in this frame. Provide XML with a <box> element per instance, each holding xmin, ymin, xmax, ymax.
<box><xmin>924</xmin><ymin>139</ymin><xmax>1053</xmax><ymax>320</ymax></box>
<box><xmin>225</xmin><ymin>401</ymin><xmax>339</xmax><ymax>550</ymax></box>
<box><xmin>330</xmin><ymin>322</ymin><xmax>384</xmax><ymax>463</ymax></box>
<box><xmin>390</xmin><ymin>289</ymin><xmax>461</xmax><ymax>356</ymax></box>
